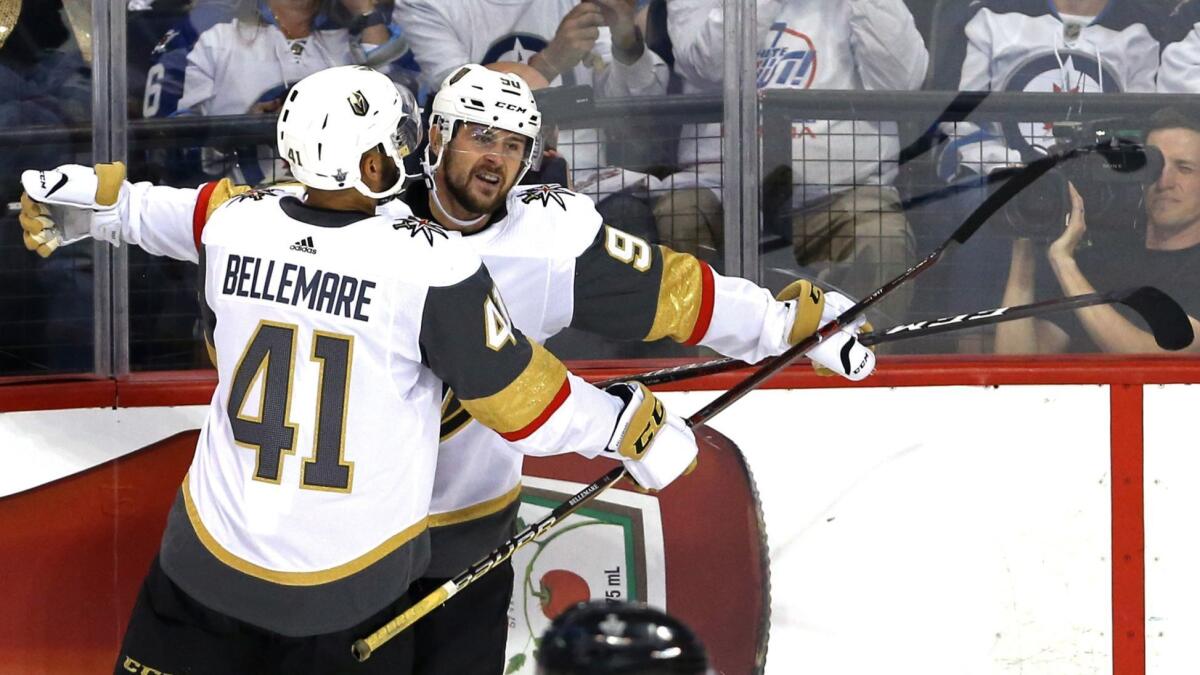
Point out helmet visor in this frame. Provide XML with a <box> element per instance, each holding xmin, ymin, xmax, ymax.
<box><xmin>390</xmin><ymin>85</ymin><xmax>423</xmax><ymax>160</ymax></box>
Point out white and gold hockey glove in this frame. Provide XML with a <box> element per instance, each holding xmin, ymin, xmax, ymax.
<box><xmin>603</xmin><ymin>382</ymin><xmax>698</xmax><ymax>492</ymax></box>
<box><xmin>777</xmin><ymin>279</ymin><xmax>876</xmax><ymax>381</ymax></box>
<box><xmin>18</xmin><ymin>162</ymin><xmax>127</xmax><ymax>257</ymax></box>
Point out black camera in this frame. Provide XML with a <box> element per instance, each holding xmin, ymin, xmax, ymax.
<box><xmin>994</xmin><ymin>121</ymin><xmax>1164</xmax><ymax>239</ymax></box>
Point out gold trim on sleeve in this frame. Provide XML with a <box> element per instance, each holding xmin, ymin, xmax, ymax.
<box><xmin>204</xmin><ymin>179</ymin><xmax>252</xmax><ymax>222</ymax></box>
<box><xmin>459</xmin><ymin>341</ymin><xmax>567</xmax><ymax>435</ymax></box>
<box><xmin>645</xmin><ymin>247</ymin><xmax>704</xmax><ymax>342</ymax></box>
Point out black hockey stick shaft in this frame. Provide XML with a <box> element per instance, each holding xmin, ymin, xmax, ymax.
<box><xmin>608</xmin><ymin>286</ymin><xmax>1194</xmax><ymax>389</ymax></box>
<box><xmin>352</xmin><ymin>143</ymin><xmax>1067</xmax><ymax>662</ymax></box>
<box><xmin>352</xmin><ymin>464</ymin><xmax>627</xmax><ymax>661</ymax></box>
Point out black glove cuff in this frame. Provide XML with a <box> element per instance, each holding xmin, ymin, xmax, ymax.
<box><xmin>603</xmin><ymin>382</ymin><xmax>637</xmax><ymax>407</ymax></box>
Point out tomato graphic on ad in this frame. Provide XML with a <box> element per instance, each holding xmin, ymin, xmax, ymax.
<box><xmin>537</xmin><ymin>569</ymin><xmax>591</xmax><ymax>620</ymax></box>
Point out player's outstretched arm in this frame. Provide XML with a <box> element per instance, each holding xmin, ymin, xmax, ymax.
<box><xmin>420</xmin><ymin>261</ymin><xmax>697</xmax><ymax>491</ymax></box>
<box><xmin>18</xmin><ymin>162</ymin><xmax>241</xmax><ymax>263</ymax></box>
<box><xmin>568</xmin><ymin>221</ymin><xmax>875</xmax><ymax>380</ymax></box>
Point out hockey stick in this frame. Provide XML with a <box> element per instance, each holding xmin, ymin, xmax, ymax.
<box><xmin>864</xmin><ymin>286</ymin><xmax>1192</xmax><ymax>350</ymax></box>
<box><xmin>602</xmin><ymin>286</ymin><xmax>1195</xmax><ymax>389</ymax></box>
<box><xmin>351</xmin><ymin>148</ymin><xmax>1067</xmax><ymax>662</ymax></box>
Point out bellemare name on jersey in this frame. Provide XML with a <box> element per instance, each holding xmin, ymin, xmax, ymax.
<box><xmin>220</xmin><ymin>253</ymin><xmax>376</xmax><ymax>322</ymax></box>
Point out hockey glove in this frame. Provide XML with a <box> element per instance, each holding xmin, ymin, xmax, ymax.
<box><xmin>604</xmin><ymin>382</ymin><xmax>698</xmax><ymax>492</ymax></box>
<box><xmin>777</xmin><ymin>279</ymin><xmax>875</xmax><ymax>381</ymax></box>
<box><xmin>19</xmin><ymin>162</ymin><xmax>127</xmax><ymax>257</ymax></box>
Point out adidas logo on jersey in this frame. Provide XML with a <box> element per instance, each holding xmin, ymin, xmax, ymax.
<box><xmin>290</xmin><ymin>236</ymin><xmax>317</xmax><ymax>254</ymax></box>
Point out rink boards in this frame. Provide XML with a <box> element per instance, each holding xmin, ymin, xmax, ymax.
<box><xmin>1</xmin><ymin>358</ymin><xmax>1196</xmax><ymax>674</ymax></box>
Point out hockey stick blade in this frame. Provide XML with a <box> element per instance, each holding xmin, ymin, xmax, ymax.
<box><xmin>1118</xmin><ymin>286</ymin><xmax>1194</xmax><ymax>350</ymax></box>
<box><xmin>861</xmin><ymin>286</ymin><xmax>1193</xmax><ymax>350</ymax></box>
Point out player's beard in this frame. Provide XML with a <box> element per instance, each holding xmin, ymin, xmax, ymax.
<box><xmin>444</xmin><ymin>150</ymin><xmax>512</xmax><ymax>216</ymax></box>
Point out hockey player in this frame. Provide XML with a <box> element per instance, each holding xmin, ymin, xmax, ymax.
<box><xmin>19</xmin><ymin>65</ymin><xmax>873</xmax><ymax>674</ymax></box>
<box><xmin>536</xmin><ymin>601</ymin><xmax>710</xmax><ymax>675</ymax></box>
<box><xmin>19</xmin><ymin>65</ymin><xmax>700</xmax><ymax>675</ymax></box>
<box><xmin>397</xmin><ymin>63</ymin><xmax>875</xmax><ymax>674</ymax></box>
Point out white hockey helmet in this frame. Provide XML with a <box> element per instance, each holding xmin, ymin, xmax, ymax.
<box><xmin>277</xmin><ymin>65</ymin><xmax>422</xmax><ymax>199</ymax></box>
<box><xmin>425</xmin><ymin>64</ymin><xmax>543</xmax><ymax>182</ymax></box>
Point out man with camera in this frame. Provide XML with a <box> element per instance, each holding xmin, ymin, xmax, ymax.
<box><xmin>995</xmin><ymin>108</ymin><xmax>1200</xmax><ymax>354</ymax></box>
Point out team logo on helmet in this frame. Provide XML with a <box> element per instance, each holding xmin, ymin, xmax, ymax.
<box><xmin>348</xmin><ymin>91</ymin><xmax>370</xmax><ymax>117</ymax></box>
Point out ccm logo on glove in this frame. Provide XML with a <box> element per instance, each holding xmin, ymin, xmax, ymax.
<box><xmin>627</xmin><ymin>397</ymin><xmax>665</xmax><ymax>459</ymax></box>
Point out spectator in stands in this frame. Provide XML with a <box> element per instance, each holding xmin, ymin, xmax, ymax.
<box><xmin>1158</xmin><ymin>0</ymin><xmax>1200</xmax><ymax>94</ymax></box>
<box><xmin>0</xmin><ymin>0</ymin><xmax>93</xmax><ymax>373</ymax></box>
<box><xmin>393</xmin><ymin>0</ymin><xmax>669</xmax><ymax>201</ymax></box>
<box><xmin>143</xmin><ymin>0</ymin><xmax>392</xmax><ymax>185</ymax></box>
<box><xmin>662</xmin><ymin>0</ymin><xmax>927</xmax><ymax>322</ymax></box>
<box><xmin>0</xmin><ymin>0</ymin><xmax>89</xmax><ymax>160</ymax></box>
<box><xmin>995</xmin><ymin>108</ymin><xmax>1200</xmax><ymax>354</ymax></box>
<box><xmin>921</xmin><ymin>0</ymin><xmax>1166</xmax><ymax>348</ymax></box>
<box><xmin>943</xmin><ymin>0</ymin><xmax>1164</xmax><ymax>176</ymax></box>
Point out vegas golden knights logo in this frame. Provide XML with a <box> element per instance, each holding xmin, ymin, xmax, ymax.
<box><xmin>348</xmin><ymin>91</ymin><xmax>370</xmax><ymax>116</ymax></box>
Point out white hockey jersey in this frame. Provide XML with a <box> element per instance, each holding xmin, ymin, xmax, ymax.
<box><xmin>96</xmin><ymin>177</ymin><xmax>798</xmax><ymax>581</ymax></box>
<box><xmin>108</xmin><ymin>181</ymin><xmax>627</xmax><ymax>635</ymax></box>
<box><xmin>946</xmin><ymin>0</ymin><xmax>1163</xmax><ymax>174</ymax></box>
<box><xmin>393</xmin><ymin>0</ymin><xmax>669</xmax><ymax>190</ymax></box>
<box><xmin>397</xmin><ymin>180</ymin><xmax>797</xmax><ymax>574</ymax></box>
<box><xmin>1158</xmin><ymin>1</ymin><xmax>1200</xmax><ymax>93</ymax></box>
<box><xmin>177</xmin><ymin>19</ymin><xmax>358</xmax><ymax>117</ymax></box>
<box><xmin>172</xmin><ymin>17</ymin><xmax>360</xmax><ymax>185</ymax></box>
<box><xmin>667</xmin><ymin>0</ymin><xmax>928</xmax><ymax>204</ymax></box>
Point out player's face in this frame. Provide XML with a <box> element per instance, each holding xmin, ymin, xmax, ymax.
<box><xmin>1146</xmin><ymin>128</ymin><xmax>1200</xmax><ymax>234</ymax></box>
<box><xmin>442</xmin><ymin>123</ymin><xmax>528</xmax><ymax>215</ymax></box>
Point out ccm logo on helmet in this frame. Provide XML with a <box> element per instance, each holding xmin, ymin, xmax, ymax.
<box><xmin>496</xmin><ymin>102</ymin><xmax>527</xmax><ymax>113</ymax></box>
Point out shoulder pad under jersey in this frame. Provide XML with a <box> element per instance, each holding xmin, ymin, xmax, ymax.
<box><xmin>386</xmin><ymin>215</ymin><xmax>483</xmax><ymax>287</ymax></box>
<box><xmin>502</xmin><ymin>184</ymin><xmax>602</xmax><ymax>257</ymax></box>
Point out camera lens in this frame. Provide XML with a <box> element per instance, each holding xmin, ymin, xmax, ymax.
<box><xmin>995</xmin><ymin>167</ymin><xmax>1069</xmax><ymax>239</ymax></box>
